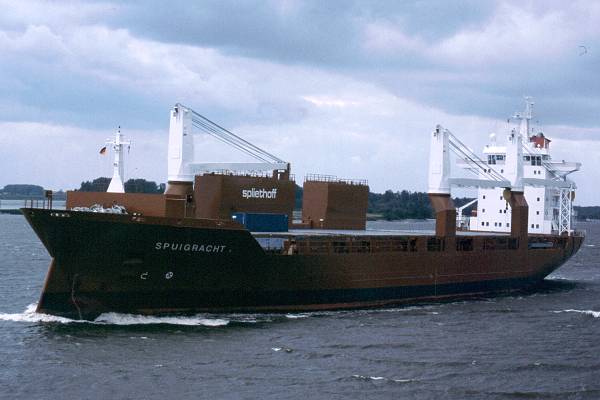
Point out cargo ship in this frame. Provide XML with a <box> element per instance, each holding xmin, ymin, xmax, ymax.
<box><xmin>23</xmin><ymin>99</ymin><xmax>583</xmax><ymax>320</ymax></box>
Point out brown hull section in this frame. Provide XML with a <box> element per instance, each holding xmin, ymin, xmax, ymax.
<box><xmin>23</xmin><ymin>208</ymin><xmax>583</xmax><ymax>319</ymax></box>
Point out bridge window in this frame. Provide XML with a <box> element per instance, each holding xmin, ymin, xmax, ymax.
<box><xmin>530</xmin><ymin>156</ymin><xmax>542</xmax><ymax>166</ymax></box>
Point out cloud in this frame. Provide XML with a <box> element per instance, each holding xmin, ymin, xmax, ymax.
<box><xmin>2</xmin><ymin>1</ymin><xmax>600</xmax><ymax>127</ymax></box>
<box><xmin>0</xmin><ymin>0</ymin><xmax>111</xmax><ymax>30</ymax></box>
<box><xmin>90</xmin><ymin>0</ymin><xmax>600</xmax><ymax>127</ymax></box>
<box><xmin>0</xmin><ymin>1</ymin><xmax>597</xmax><ymax>205</ymax></box>
<box><xmin>433</xmin><ymin>4</ymin><xmax>573</xmax><ymax>65</ymax></box>
<box><xmin>361</xmin><ymin>21</ymin><xmax>425</xmax><ymax>61</ymax></box>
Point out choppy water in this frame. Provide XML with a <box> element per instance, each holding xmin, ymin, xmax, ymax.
<box><xmin>1</xmin><ymin>215</ymin><xmax>599</xmax><ymax>399</ymax></box>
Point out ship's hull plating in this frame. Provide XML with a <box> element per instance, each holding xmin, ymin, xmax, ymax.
<box><xmin>23</xmin><ymin>209</ymin><xmax>583</xmax><ymax>319</ymax></box>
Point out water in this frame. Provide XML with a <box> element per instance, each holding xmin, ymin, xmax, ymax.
<box><xmin>1</xmin><ymin>214</ymin><xmax>599</xmax><ymax>399</ymax></box>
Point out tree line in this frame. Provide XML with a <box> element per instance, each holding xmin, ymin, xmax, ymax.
<box><xmin>77</xmin><ymin>177</ymin><xmax>165</xmax><ymax>194</ymax></box>
<box><xmin>4</xmin><ymin>179</ymin><xmax>597</xmax><ymax>220</ymax></box>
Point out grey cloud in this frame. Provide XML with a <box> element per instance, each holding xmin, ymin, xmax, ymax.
<box><xmin>0</xmin><ymin>0</ymin><xmax>599</xmax><ymax>206</ymax></box>
<box><xmin>106</xmin><ymin>1</ymin><xmax>361</xmax><ymax>65</ymax></box>
<box><xmin>2</xmin><ymin>1</ymin><xmax>598</xmax><ymax>131</ymax></box>
<box><xmin>105</xmin><ymin>0</ymin><xmax>494</xmax><ymax>66</ymax></box>
<box><xmin>100</xmin><ymin>1</ymin><xmax>600</xmax><ymax>129</ymax></box>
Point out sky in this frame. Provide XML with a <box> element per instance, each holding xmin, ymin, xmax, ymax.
<box><xmin>0</xmin><ymin>0</ymin><xmax>599</xmax><ymax>204</ymax></box>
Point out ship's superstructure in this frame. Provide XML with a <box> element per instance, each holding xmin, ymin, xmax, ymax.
<box><xmin>463</xmin><ymin>98</ymin><xmax>580</xmax><ymax>235</ymax></box>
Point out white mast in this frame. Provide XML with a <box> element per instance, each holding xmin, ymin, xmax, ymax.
<box><xmin>514</xmin><ymin>96</ymin><xmax>534</xmax><ymax>138</ymax></box>
<box><xmin>107</xmin><ymin>127</ymin><xmax>131</xmax><ymax>193</ymax></box>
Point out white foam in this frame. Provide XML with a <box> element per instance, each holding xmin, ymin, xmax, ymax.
<box><xmin>548</xmin><ymin>274</ymin><xmax>570</xmax><ymax>281</ymax></box>
<box><xmin>0</xmin><ymin>304</ymin><xmax>84</xmax><ymax>324</ymax></box>
<box><xmin>285</xmin><ymin>313</ymin><xmax>310</xmax><ymax>319</ymax></box>
<box><xmin>0</xmin><ymin>304</ymin><xmax>229</xmax><ymax>326</ymax></box>
<box><xmin>94</xmin><ymin>313</ymin><xmax>229</xmax><ymax>326</ymax></box>
<box><xmin>352</xmin><ymin>375</ymin><xmax>414</xmax><ymax>383</ymax></box>
<box><xmin>555</xmin><ymin>309</ymin><xmax>600</xmax><ymax>318</ymax></box>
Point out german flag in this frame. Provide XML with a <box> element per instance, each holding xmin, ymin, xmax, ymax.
<box><xmin>99</xmin><ymin>146</ymin><xmax>107</xmax><ymax>155</ymax></box>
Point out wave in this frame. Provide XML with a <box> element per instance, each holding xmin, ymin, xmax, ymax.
<box><xmin>0</xmin><ymin>304</ymin><xmax>82</xmax><ymax>324</ymax></box>
<box><xmin>554</xmin><ymin>309</ymin><xmax>600</xmax><ymax>318</ymax></box>
<box><xmin>0</xmin><ymin>304</ymin><xmax>229</xmax><ymax>326</ymax></box>
<box><xmin>0</xmin><ymin>305</ymin><xmax>351</xmax><ymax>326</ymax></box>
<box><xmin>271</xmin><ymin>347</ymin><xmax>293</xmax><ymax>353</ymax></box>
<box><xmin>351</xmin><ymin>375</ymin><xmax>416</xmax><ymax>383</ymax></box>
<box><xmin>94</xmin><ymin>313</ymin><xmax>229</xmax><ymax>326</ymax></box>
<box><xmin>284</xmin><ymin>313</ymin><xmax>311</xmax><ymax>319</ymax></box>
<box><xmin>1</xmin><ymin>302</ymin><xmax>442</xmax><ymax>326</ymax></box>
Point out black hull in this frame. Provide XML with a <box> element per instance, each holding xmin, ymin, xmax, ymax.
<box><xmin>23</xmin><ymin>209</ymin><xmax>583</xmax><ymax>320</ymax></box>
<box><xmin>39</xmin><ymin>276</ymin><xmax>550</xmax><ymax>320</ymax></box>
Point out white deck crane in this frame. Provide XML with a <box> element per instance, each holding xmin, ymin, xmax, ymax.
<box><xmin>428</xmin><ymin>125</ymin><xmax>512</xmax><ymax>194</ymax></box>
<box><xmin>167</xmin><ymin>103</ymin><xmax>289</xmax><ymax>187</ymax></box>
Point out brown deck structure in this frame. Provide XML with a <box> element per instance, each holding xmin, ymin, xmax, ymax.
<box><xmin>301</xmin><ymin>174</ymin><xmax>369</xmax><ymax>230</ymax></box>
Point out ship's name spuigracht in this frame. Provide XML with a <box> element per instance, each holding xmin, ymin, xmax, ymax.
<box><xmin>155</xmin><ymin>242</ymin><xmax>227</xmax><ymax>253</ymax></box>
